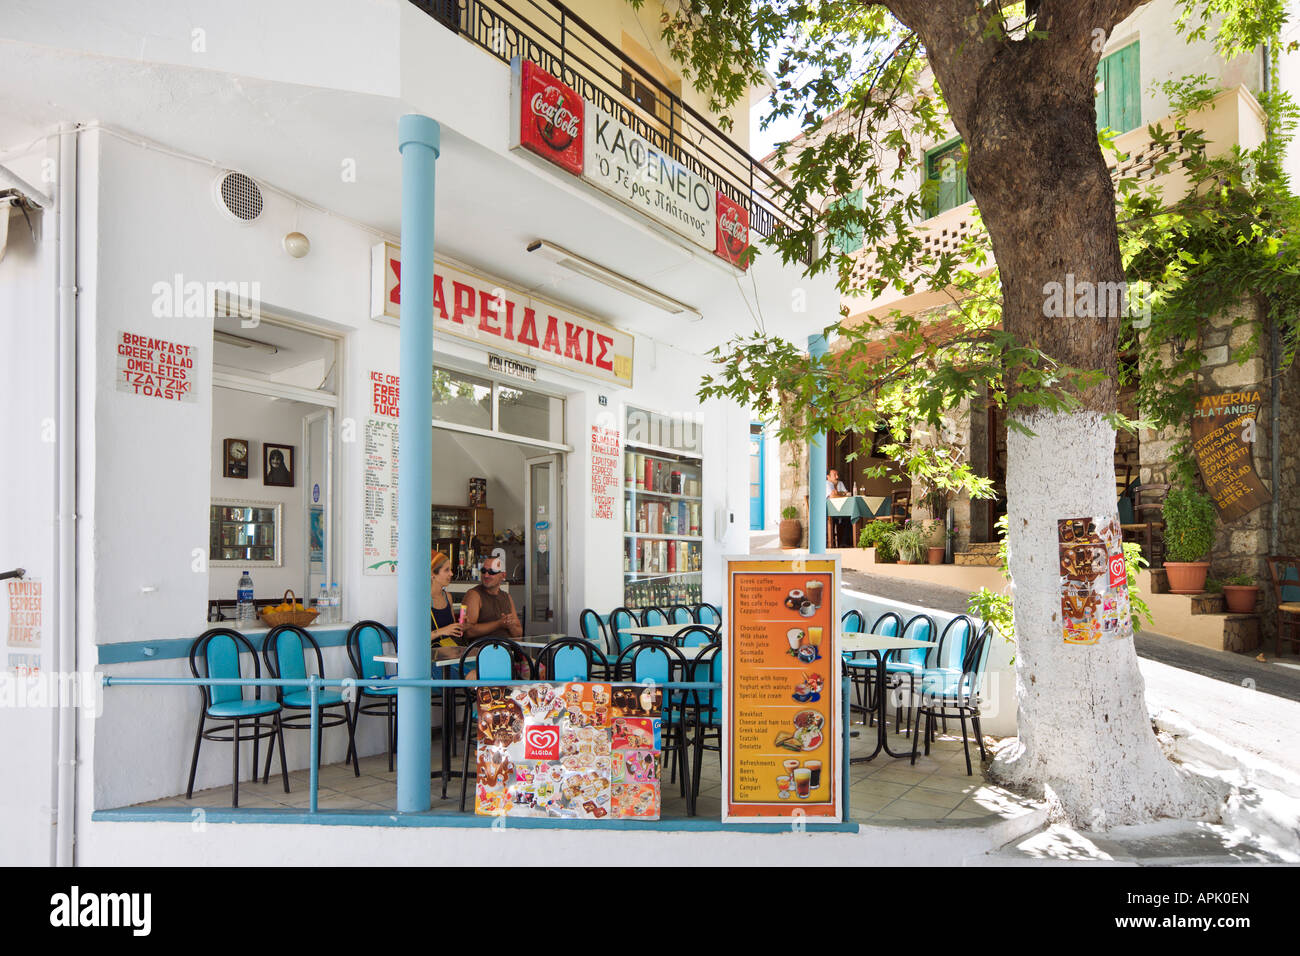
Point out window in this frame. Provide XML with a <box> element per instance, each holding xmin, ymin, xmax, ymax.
<box><xmin>923</xmin><ymin>139</ymin><xmax>970</xmax><ymax>218</ymax></box>
<box><xmin>431</xmin><ymin>364</ymin><xmax>566</xmax><ymax>448</ymax></box>
<box><xmin>1096</xmin><ymin>41</ymin><xmax>1140</xmax><ymax>134</ymax></box>
<box><xmin>830</xmin><ymin>188</ymin><xmax>864</xmax><ymax>253</ymax></box>
<box><xmin>621</xmin><ymin>70</ymin><xmax>660</xmax><ymax>118</ymax></box>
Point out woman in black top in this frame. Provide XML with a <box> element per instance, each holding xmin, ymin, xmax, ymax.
<box><xmin>429</xmin><ymin>552</ymin><xmax>464</xmax><ymax>647</ymax></box>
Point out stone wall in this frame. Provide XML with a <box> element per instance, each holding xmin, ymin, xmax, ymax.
<box><xmin>779</xmin><ymin>406</ymin><xmax>811</xmax><ymax>547</ymax></box>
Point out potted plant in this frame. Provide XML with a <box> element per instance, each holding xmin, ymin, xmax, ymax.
<box><xmin>1222</xmin><ymin>574</ymin><xmax>1261</xmax><ymax>613</ymax></box>
<box><xmin>858</xmin><ymin>521</ymin><xmax>896</xmax><ymax>563</ymax></box>
<box><xmin>889</xmin><ymin>524</ymin><xmax>928</xmax><ymax>565</ymax></box>
<box><xmin>779</xmin><ymin>505</ymin><xmax>803</xmax><ymax>549</ymax></box>
<box><xmin>1162</xmin><ymin>482</ymin><xmax>1217</xmax><ymax>594</ymax></box>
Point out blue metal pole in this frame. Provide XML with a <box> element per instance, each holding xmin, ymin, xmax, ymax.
<box><xmin>309</xmin><ymin>675</ymin><xmax>320</xmax><ymax>814</ymax></box>
<box><xmin>808</xmin><ymin>332</ymin><xmax>828</xmax><ymax>553</ymax></box>
<box><xmin>397</xmin><ymin>113</ymin><xmax>440</xmax><ymax>812</ymax></box>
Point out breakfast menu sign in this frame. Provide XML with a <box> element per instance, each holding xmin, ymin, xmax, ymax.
<box><xmin>723</xmin><ymin>556</ymin><xmax>841</xmax><ymax>822</ymax></box>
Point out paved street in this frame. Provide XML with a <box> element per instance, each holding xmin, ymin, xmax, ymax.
<box><xmin>843</xmin><ymin>566</ymin><xmax>1300</xmax><ymax>703</ymax></box>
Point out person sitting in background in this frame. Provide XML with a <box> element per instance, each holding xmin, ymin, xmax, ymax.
<box><xmin>429</xmin><ymin>551</ymin><xmax>464</xmax><ymax>649</ymax></box>
<box><xmin>462</xmin><ymin>555</ymin><xmax>523</xmax><ymax>641</ymax></box>
<box><xmin>827</xmin><ymin>469</ymin><xmax>849</xmax><ymax>498</ymax></box>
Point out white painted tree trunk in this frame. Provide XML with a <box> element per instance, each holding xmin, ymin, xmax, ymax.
<box><xmin>991</xmin><ymin>409</ymin><xmax>1220</xmax><ymax>828</ymax></box>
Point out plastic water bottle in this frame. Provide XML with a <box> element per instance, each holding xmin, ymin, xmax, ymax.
<box><xmin>329</xmin><ymin>582</ymin><xmax>341</xmax><ymax>624</ymax></box>
<box><xmin>318</xmin><ymin>582</ymin><xmax>331</xmax><ymax>623</ymax></box>
<box><xmin>237</xmin><ymin>572</ymin><xmax>255</xmax><ymax>629</ymax></box>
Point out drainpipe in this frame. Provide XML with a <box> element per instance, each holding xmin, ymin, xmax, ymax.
<box><xmin>1263</xmin><ymin>43</ymin><xmax>1282</xmax><ymax>557</ymax></box>
<box><xmin>396</xmin><ymin>115</ymin><xmax>440</xmax><ymax>812</ymax></box>
<box><xmin>808</xmin><ymin>332</ymin><xmax>828</xmax><ymax>552</ymax></box>
<box><xmin>53</xmin><ymin>122</ymin><xmax>78</xmax><ymax>866</ymax></box>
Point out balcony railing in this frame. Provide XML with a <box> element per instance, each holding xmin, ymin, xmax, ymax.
<box><xmin>410</xmin><ymin>0</ymin><xmax>806</xmax><ymax>257</ymax></box>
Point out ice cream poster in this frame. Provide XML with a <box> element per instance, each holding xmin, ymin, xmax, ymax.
<box><xmin>475</xmin><ymin>682</ymin><xmax>663</xmax><ymax>819</ymax></box>
<box><xmin>1058</xmin><ymin>517</ymin><xmax>1132</xmax><ymax>645</ymax></box>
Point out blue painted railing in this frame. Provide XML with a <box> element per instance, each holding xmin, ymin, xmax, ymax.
<box><xmin>100</xmin><ymin>673</ymin><xmax>854</xmax><ymax>824</ymax></box>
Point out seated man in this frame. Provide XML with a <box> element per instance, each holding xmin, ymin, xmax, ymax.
<box><xmin>826</xmin><ymin>469</ymin><xmax>851</xmax><ymax>546</ymax></box>
<box><xmin>462</xmin><ymin>555</ymin><xmax>523</xmax><ymax>642</ymax></box>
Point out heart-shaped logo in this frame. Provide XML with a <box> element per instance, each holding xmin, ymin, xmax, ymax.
<box><xmin>524</xmin><ymin>725</ymin><xmax>560</xmax><ymax>760</ymax></box>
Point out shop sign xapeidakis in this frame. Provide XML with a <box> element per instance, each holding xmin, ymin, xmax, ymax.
<box><xmin>371</xmin><ymin>243</ymin><xmax>634</xmax><ymax>389</ymax></box>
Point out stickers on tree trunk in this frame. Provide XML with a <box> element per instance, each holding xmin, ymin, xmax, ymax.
<box><xmin>1058</xmin><ymin>517</ymin><xmax>1132</xmax><ymax>645</ymax></box>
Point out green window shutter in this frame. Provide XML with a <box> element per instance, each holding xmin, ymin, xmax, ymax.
<box><xmin>831</xmin><ymin>188</ymin><xmax>864</xmax><ymax>253</ymax></box>
<box><xmin>924</xmin><ymin>140</ymin><xmax>968</xmax><ymax>217</ymax></box>
<box><xmin>1096</xmin><ymin>41</ymin><xmax>1140</xmax><ymax>134</ymax></box>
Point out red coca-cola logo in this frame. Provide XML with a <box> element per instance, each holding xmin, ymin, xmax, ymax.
<box><xmin>531</xmin><ymin>88</ymin><xmax>579</xmax><ymax>150</ymax></box>
<box><xmin>524</xmin><ymin>725</ymin><xmax>560</xmax><ymax>760</ymax></box>
<box><xmin>516</xmin><ymin>61</ymin><xmax>583</xmax><ymax>177</ymax></box>
<box><xmin>1108</xmin><ymin>553</ymin><xmax>1126</xmax><ymax>588</ymax></box>
<box><xmin>714</xmin><ymin>190</ymin><xmax>750</xmax><ymax>269</ymax></box>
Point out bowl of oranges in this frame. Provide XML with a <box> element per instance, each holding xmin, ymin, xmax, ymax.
<box><xmin>258</xmin><ymin>589</ymin><xmax>319</xmax><ymax>628</ymax></box>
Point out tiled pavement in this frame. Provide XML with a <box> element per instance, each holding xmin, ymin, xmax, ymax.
<box><xmin>134</xmin><ymin>720</ymin><xmax>1041</xmax><ymax>826</ymax></box>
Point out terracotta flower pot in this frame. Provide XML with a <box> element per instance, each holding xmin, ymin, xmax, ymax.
<box><xmin>778</xmin><ymin>519</ymin><xmax>803</xmax><ymax>549</ymax></box>
<box><xmin>1222</xmin><ymin>585</ymin><xmax>1260</xmax><ymax>613</ymax></box>
<box><xmin>1164</xmin><ymin>561</ymin><xmax>1210</xmax><ymax>595</ymax></box>
<box><xmin>927</xmin><ymin>546</ymin><xmax>945</xmax><ymax>565</ymax></box>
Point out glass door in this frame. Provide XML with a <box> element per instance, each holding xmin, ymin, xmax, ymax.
<box><xmin>524</xmin><ymin>454</ymin><xmax>563</xmax><ymax>632</ymax></box>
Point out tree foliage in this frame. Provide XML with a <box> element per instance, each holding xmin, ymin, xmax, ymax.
<box><xmin>633</xmin><ymin>0</ymin><xmax>1296</xmax><ymax>501</ymax></box>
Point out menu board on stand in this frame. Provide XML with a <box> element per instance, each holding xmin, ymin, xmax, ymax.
<box><xmin>722</xmin><ymin>556</ymin><xmax>841</xmax><ymax>822</ymax></box>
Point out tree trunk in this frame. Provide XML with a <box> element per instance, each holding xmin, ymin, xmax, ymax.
<box><xmin>955</xmin><ymin>48</ymin><xmax>1218</xmax><ymax>826</ymax></box>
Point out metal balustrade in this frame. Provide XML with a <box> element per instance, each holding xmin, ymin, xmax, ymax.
<box><xmin>409</xmin><ymin>0</ymin><xmax>808</xmax><ymax>258</ymax></box>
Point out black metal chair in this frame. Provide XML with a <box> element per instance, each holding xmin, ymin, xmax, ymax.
<box><xmin>458</xmin><ymin>638</ymin><xmax>536</xmax><ymax>812</ymax></box>
<box><xmin>344</xmin><ymin>620</ymin><xmax>399</xmax><ymax>772</ymax></box>
<box><xmin>669</xmin><ymin>604</ymin><xmax>694</xmax><ymax>625</ymax></box>
<box><xmin>911</xmin><ymin>624</ymin><xmax>993</xmax><ymax>775</ymax></box>
<box><xmin>186</xmin><ymin>628</ymin><xmax>288</xmax><ymax>807</ymax></box>
<box><xmin>614</xmin><ymin>638</ymin><xmax>692</xmax><ymax>810</ymax></box>
<box><xmin>687</xmin><ymin>641</ymin><xmax>723</xmax><ymax>802</ymax></box>
<box><xmin>262</xmin><ymin>625</ymin><xmax>360</xmax><ymax>778</ymax></box>
<box><xmin>539</xmin><ymin>636</ymin><xmax>610</xmax><ymax>682</ymax></box>
<box><xmin>609</xmin><ymin>606</ymin><xmax>640</xmax><ymax>654</ymax></box>
<box><xmin>671</xmin><ymin>623</ymin><xmax>718</xmax><ymax>648</ymax></box>
<box><xmin>693</xmin><ymin>603</ymin><xmax>722</xmax><ymax>627</ymax></box>
<box><xmin>580</xmin><ymin>608</ymin><xmax>618</xmax><ymax>660</ymax></box>
<box><xmin>641</xmin><ymin>606</ymin><xmax>669</xmax><ymax>627</ymax></box>
<box><xmin>845</xmin><ymin>610</ymin><xmax>901</xmax><ymax>725</ymax></box>
<box><xmin>881</xmin><ymin>613</ymin><xmax>936</xmax><ymax>736</ymax></box>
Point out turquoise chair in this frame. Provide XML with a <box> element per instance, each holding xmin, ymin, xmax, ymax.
<box><xmin>610</xmin><ymin>607</ymin><xmax>639</xmax><ymax>652</ymax></box>
<box><xmin>263</xmin><ymin>625</ymin><xmax>360</xmax><ymax>778</ymax></box>
<box><xmin>540</xmin><ymin>637</ymin><xmax>609</xmax><ymax>682</ymax></box>
<box><xmin>458</xmin><ymin>638</ymin><xmax>535</xmax><ymax>811</ymax></box>
<box><xmin>186</xmin><ymin>628</ymin><xmax>289</xmax><ymax>806</ymax></box>
<box><xmin>345</xmin><ymin>620</ymin><xmax>399</xmax><ymax>772</ymax></box>
<box><xmin>673</xmin><ymin>623</ymin><xmax>718</xmax><ymax>648</ymax></box>
<box><xmin>642</xmin><ymin>607</ymin><xmax>669</xmax><ymax>627</ymax></box>
<box><xmin>844</xmin><ymin>611</ymin><xmax>900</xmax><ymax>723</ymax></box>
<box><xmin>580</xmin><ymin>608</ymin><xmax>617</xmax><ymax>659</ymax></box>
<box><xmin>912</xmin><ymin>624</ymin><xmax>994</xmax><ymax>775</ymax></box>
<box><xmin>882</xmin><ymin>614</ymin><xmax>935</xmax><ymax>734</ymax></box>
<box><xmin>688</xmin><ymin>642</ymin><xmax>723</xmax><ymax>801</ymax></box>
<box><xmin>615</xmin><ymin>639</ymin><xmax>692</xmax><ymax>808</ymax></box>
<box><xmin>694</xmin><ymin>603</ymin><xmax>721</xmax><ymax>627</ymax></box>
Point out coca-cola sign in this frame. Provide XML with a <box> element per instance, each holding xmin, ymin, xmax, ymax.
<box><xmin>511</xmin><ymin>58</ymin><xmax>584</xmax><ymax>176</ymax></box>
<box><xmin>714</xmin><ymin>190</ymin><xmax>750</xmax><ymax>270</ymax></box>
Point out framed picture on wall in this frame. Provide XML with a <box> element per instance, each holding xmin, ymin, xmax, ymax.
<box><xmin>263</xmin><ymin>443</ymin><xmax>295</xmax><ymax>487</ymax></box>
<box><xmin>223</xmin><ymin>438</ymin><xmax>249</xmax><ymax>478</ymax></box>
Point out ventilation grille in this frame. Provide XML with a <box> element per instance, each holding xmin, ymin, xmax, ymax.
<box><xmin>213</xmin><ymin>171</ymin><xmax>264</xmax><ymax>223</ymax></box>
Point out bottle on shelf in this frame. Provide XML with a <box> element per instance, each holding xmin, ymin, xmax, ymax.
<box><xmin>237</xmin><ymin>571</ymin><xmax>255</xmax><ymax>629</ymax></box>
<box><xmin>329</xmin><ymin>582</ymin><xmax>341</xmax><ymax>624</ymax></box>
<box><xmin>317</xmin><ymin>581</ymin><xmax>330</xmax><ymax>623</ymax></box>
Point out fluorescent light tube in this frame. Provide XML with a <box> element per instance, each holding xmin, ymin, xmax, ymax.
<box><xmin>527</xmin><ymin>240</ymin><xmax>702</xmax><ymax>320</ymax></box>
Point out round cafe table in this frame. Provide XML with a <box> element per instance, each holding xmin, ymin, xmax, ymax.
<box><xmin>841</xmin><ymin>633</ymin><xmax>936</xmax><ymax>762</ymax></box>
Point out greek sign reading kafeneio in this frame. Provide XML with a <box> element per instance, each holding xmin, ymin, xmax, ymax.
<box><xmin>582</xmin><ymin>103</ymin><xmax>715</xmax><ymax>251</ymax></box>
<box><xmin>1191</xmin><ymin>390</ymin><xmax>1270</xmax><ymax>521</ymax></box>
<box><xmin>507</xmin><ymin>57</ymin><xmax>749</xmax><ymax>270</ymax></box>
<box><xmin>370</xmin><ymin>243</ymin><xmax>634</xmax><ymax>389</ymax></box>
